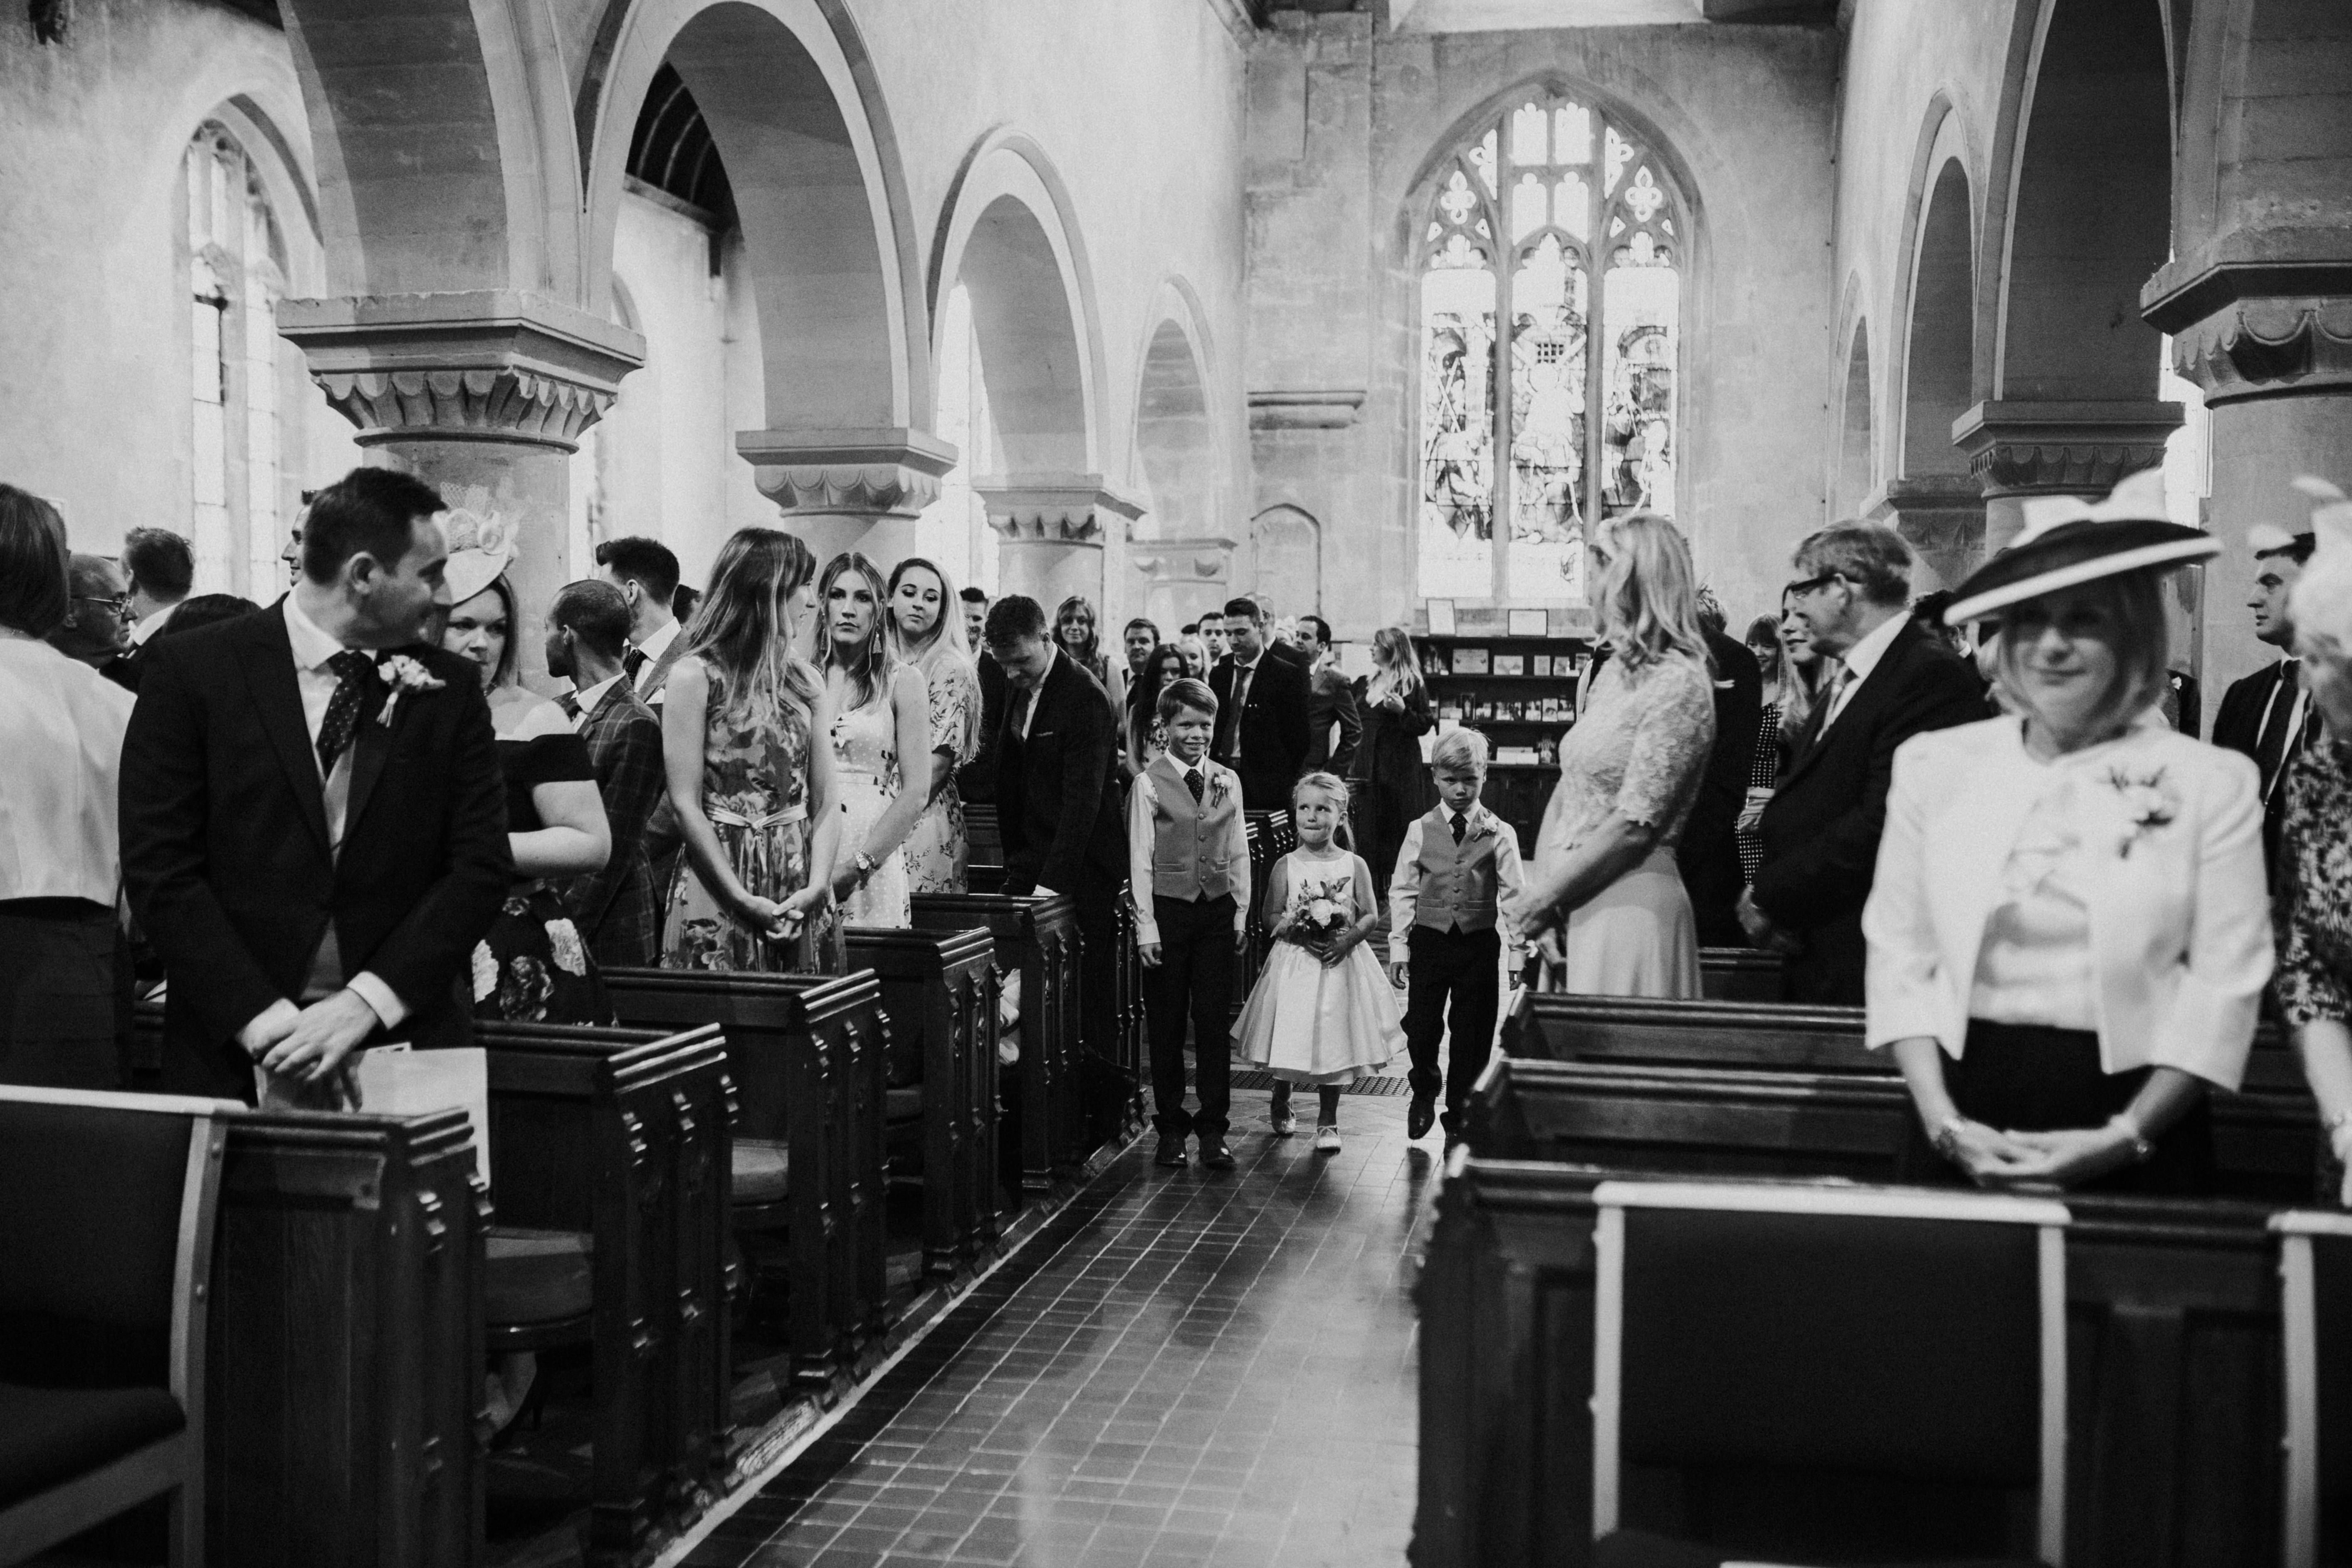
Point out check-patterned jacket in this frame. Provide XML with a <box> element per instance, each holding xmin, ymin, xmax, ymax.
<box><xmin>564</xmin><ymin>679</ymin><xmax>667</xmax><ymax>967</ymax></box>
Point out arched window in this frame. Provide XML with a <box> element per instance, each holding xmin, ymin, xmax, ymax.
<box><xmin>183</xmin><ymin>123</ymin><xmax>288</xmax><ymax>597</ymax></box>
<box><xmin>1418</xmin><ymin>91</ymin><xmax>1685</xmax><ymax>604</ymax></box>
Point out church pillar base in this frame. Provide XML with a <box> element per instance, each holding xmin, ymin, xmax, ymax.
<box><xmin>736</xmin><ymin>429</ymin><xmax>959</xmax><ymax>571</ymax></box>
<box><xmin>978</xmin><ymin>474</ymin><xmax>1146</xmax><ymax>615</ymax></box>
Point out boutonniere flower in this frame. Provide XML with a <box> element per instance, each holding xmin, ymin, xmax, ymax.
<box><xmin>2101</xmin><ymin>765</ymin><xmax>2178</xmax><ymax>857</ymax></box>
<box><xmin>376</xmin><ymin>654</ymin><xmax>445</xmax><ymax>727</ymax></box>
<box><xmin>1206</xmin><ymin>770</ymin><xmax>1232</xmax><ymax>808</ymax></box>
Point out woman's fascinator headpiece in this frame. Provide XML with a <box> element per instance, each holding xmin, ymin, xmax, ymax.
<box><xmin>2285</xmin><ymin>476</ymin><xmax>2352</xmax><ymax>652</ymax></box>
<box><xmin>1943</xmin><ymin>467</ymin><xmax>2217</xmax><ymax>625</ymax></box>
<box><xmin>441</xmin><ymin>508</ymin><xmax>517</xmax><ymax>605</ymax></box>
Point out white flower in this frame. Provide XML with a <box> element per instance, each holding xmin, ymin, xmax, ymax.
<box><xmin>470</xmin><ymin>941</ymin><xmax>498</xmax><ymax>1002</ymax></box>
<box><xmin>546</xmin><ymin>919</ymin><xmax>588</xmax><ymax>976</ymax></box>
<box><xmin>1306</xmin><ymin>897</ymin><xmax>1338</xmax><ymax>927</ymax></box>
<box><xmin>377</xmin><ymin>653</ymin><xmax>447</xmax><ymax>727</ymax></box>
<box><xmin>2100</xmin><ymin>766</ymin><xmax>2178</xmax><ymax>858</ymax></box>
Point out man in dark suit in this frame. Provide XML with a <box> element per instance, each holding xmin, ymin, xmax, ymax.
<box><xmin>960</xmin><ymin>587</ymin><xmax>1005</xmax><ymax>805</ymax></box>
<box><xmin>1296</xmin><ymin>614</ymin><xmax>1361</xmax><ymax>775</ymax></box>
<box><xmin>1741</xmin><ymin>522</ymin><xmax>1984</xmax><ymax>1005</ymax></box>
<box><xmin>121</xmin><ymin>467</ymin><xmax>511</xmax><ymax>1101</ymax></box>
<box><xmin>1209</xmin><ymin>596</ymin><xmax>1312</xmax><ymax>809</ymax></box>
<box><xmin>546</xmin><ymin>579</ymin><xmax>666</xmax><ymax>967</ymax></box>
<box><xmin>984</xmin><ymin>595</ymin><xmax>1128</xmax><ymax>1124</ymax></box>
<box><xmin>2210</xmin><ymin>522</ymin><xmax>2321</xmax><ymax>878</ymax></box>
<box><xmin>109</xmin><ymin>527</ymin><xmax>195</xmax><ymax>693</ymax></box>
<box><xmin>1680</xmin><ymin>609</ymin><xmax>1763</xmax><ymax>948</ymax></box>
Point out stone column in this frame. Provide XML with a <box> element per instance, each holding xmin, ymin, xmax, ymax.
<box><xmin>736</xmin><ymin>430</ymin><xmax>959</xmax><ymax>567</ymax></box>
<box><xmin>1954</xmin><ymin>400</ymin><xmax>2181</xmax><ymax>553</ymax></box>
<box><xmin>278</xmin><ymin>292</ymin><xmax>643</xmax><ymax>691</ymax></box>
<box><xmin>976</xmin><ymin>474</ymin><xmax>1146</xmax><ymax>612</ymax></box>
<box><xmin>1127</xmin><ymin>535</ymin><xmax>1239</xmax><ymax>638</ymax></box>
<box><xmin>1865</xmin><ymin>477</ymin><xmax>1985</xmax><ymax>594</ymax></box>
<box><xmin>2145</xmin><ymin>260</ymin><xmax>2352</xmax><ymax>695</ymax></box>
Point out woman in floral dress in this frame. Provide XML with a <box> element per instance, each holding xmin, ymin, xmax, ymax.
<box><xmin>816</xmin><ymin>551</ymin><xmax>929</xmax><ymax>925</ymax></box>
<box><xmin>660</xmin><ymin>527</ymin><xmax>844</xmax><ymax>973</ymax></box>
<box><xmin>887</xmin><ymin>556</ymin><xmax>982</xmax><ymax>894</ymax></box>
<box><xmin>437</xmin><ymin>516</ymin><xmax>615</xmax><ymax>1022</ymax></box>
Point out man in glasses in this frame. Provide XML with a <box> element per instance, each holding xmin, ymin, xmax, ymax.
<box><xmin>1739</xmin><ymin>522</ymin><xmax>1985</xmax><ymax>1005</ymax></box>
<box><xmin>48</xmin><ymin>552</ymin><xmax>135</xmax><ymax>686</ymax></box>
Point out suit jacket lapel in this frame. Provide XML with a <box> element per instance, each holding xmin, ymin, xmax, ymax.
<box><xmin>236</xmin><ymin>612</ymin><xmax>333</xmax><ymax>855</ymax></box>
<box><xmin>345</xmin><ymin>677</ymin><xmax>399</xmax><ymax>840</ymax></box>
<box><xmin>1780</xmin><ymin>620</ymin><xmax>1920</xmax><ymax>788</ymax></box>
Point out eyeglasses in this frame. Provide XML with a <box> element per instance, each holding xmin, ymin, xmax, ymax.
<box><xmin>1782</xmin><ymin>572</ymin><xmax>1842</xmax><ymax>600</ymax></box>
<box><xmin>74</xmin><ymin>594</ymin><xmax>131</xmax><ymax>617</ymax></box>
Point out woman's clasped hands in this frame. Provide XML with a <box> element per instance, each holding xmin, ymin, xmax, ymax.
<box><xmin>1933</xmin><ymin>1114</ymin><xmax>2146</xmax><ymax>1190</ymax></box>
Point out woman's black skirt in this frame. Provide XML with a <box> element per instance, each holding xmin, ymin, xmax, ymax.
<box><xmin>1905</xmin><ymin>1018</ymin><xmax>2213</xmax><ymax>1196</ymax></box>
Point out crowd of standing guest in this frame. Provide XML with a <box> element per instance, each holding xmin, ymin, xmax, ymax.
<box><xmin>8</xmin><ymin>459</ymin><xmax>2352</xmax><ymax>1208</ymax></box>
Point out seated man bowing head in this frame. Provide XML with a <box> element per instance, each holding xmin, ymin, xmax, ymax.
<box><xmin>121</xmin><ymin>467</ymin><xmax>512</xmax><ymax>1101</ymax></box>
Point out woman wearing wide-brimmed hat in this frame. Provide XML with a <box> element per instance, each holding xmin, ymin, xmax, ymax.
<box><xmin>1862</xmin><ymin>468</ymin><xmax>2272</xmax><ymax>1193</ymax></box>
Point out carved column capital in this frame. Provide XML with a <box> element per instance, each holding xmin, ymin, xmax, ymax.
<box><xmin>975</xmin><ymin>474</ymin><xmax>1146</xmax><ymax>544</ymax></box>
<box><xmin>2141</xmin><ymin>228</ymin><xmax>2352</xmax><ymax>405</ymax></box>
<box><xmin>277</xmin><ymin>291</ymin><xmax>645</xmax><ymax>453</ymax></box>
<box><xmin>1952</xmin><ymin>400</ymin><xmax>2181</xmax><ymax>497</ymax></box>
<box><xmin>734</xmin><ymin>429</ymin><xmax>959</xmax><ymax>520</ymax></box>
<box><xmin>1126</xmin><ymin>536</ymin><xmax>1239</xmax><ymax>586</ymax></box>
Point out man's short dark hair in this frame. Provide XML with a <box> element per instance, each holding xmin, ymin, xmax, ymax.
<box><xmin>959</xmin><ymin>585</ymin><xmax>989</xmax><ymax>605</ymax></box>
<box><xmin>594</xmin><ymin>535</ymin><xmax>682</xmax><ymax>603</ymax></box>
<box><xmin>0</xmin><ymin>484</ymin><xmax>71</xmax><ymax>638</ymax></box>
<box><xmin>2257</xmin><ymin>532</ymin><xmax>2318</xmax><ymax>568</ymax></box>
<box><xmin>552</xmin><ymin>579</ymin><xmax>633</xmax><ymax>661</ymax></box>
<box><xmin>302</xmin><ymin>467</ymin><xmax>447</xmax><ymax>584</ymax></box>
<box><xmin>1221</xmin><ymin>597</ymin><xmax>1262</xmax><ymax>625</ymax></box>
<box><xmin>1297</xmin><ymin>614</ymin><xmax>1331</xmax><ymax>647</ymax></box>
<box><xmin>983</xmin><ymin>595</ymin><xmax>1047</xmax><ymax>647</ymax></box>
<box><xmin>122</xmin><ymin>527</ymin><xmax>195</xmax><ymax>601</ymax></box>
<box><xmin>1180</xmin><ymin>621</ymin><xmax>1199</xmax><ymax>635</ymax></box>
<box><xmin>152</xmin><ymin>594</ymin><xmax>258</xmax><ymax>640</ymax></box>
<box><xmin>1791</xmin><ymin>520</ymin><xmax>1912</xmax><ymax>607</ymax></box>
<box><xmin>1198</xmin><ymin>610</ymin><xmax>1223</xmax><ymax>625</ymax></box>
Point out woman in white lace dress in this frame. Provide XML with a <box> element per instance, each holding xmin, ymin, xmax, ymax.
<box><xmin>886</xmin><ymin>556</ymin><xmax>982</xmax><ymax>893</ymax></box>
<box><xmin>1509</xmin><ymin>512</ymin><xmax>1716</xmax><ymax>997</ymax></box>
<box><xmin>816</xmin><ymin>552</ymin><xmax>930</xmax><ymax>926</ymax></box>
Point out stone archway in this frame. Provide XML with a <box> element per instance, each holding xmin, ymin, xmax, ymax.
<box><xmin>1885</xmin><ymin>124</ymin><xmax>1981</xmax><ymax>593</ymax></box>
<box><xmin>933</xmin><ymin>134</ymin><xmax>1129</xmax><ymax>614</ymax></box>
<box><xmin>1127</xmin><ymin>288</ymin><xmax>1233</xmax><ymax>631</ymax></box>
<box><xmin>578</xmin><ymin>0</ymin><xmax>947</xmax><ymax>568</ymax></box>
<box><xmin>1958</xmin><ymin>0</ymin><xmax>2179</xmax><ymax>551</ymax></box>
<box><xmin>1249</xmin><ymin>506</ymin><xmax>1322</xmax><ymax>620</ymax></box>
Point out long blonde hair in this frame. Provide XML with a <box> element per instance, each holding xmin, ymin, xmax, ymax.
<box><xmin>818</xmin><ymin>551</ymin><xmax>898</xmax><ymax>712</ymax></box>
<box><xmin>683</xmin><ymin>528</ymin><xmax>821</xmax><ymax>734</ymax></box>
<box><xmin>1370</xmin><ymin>625</ymin><xmax>1424</xmax><ymax>694</ymax></box>
<box><xmin>1591</xmin><ymin>512</ymin><xmax>1708</xmax><ymax>672</ymax></box>
<box><xmin>886</xmin><ymin>555</ymin><xmax>970</xmax><ymax>670</ymax></box>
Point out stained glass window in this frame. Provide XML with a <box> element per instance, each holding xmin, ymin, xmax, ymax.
<box><xmin>1420</xmin><ymin>92</ymin><xmax>1683</xmax><ymax>603</ymax></box>
<box><xmin>184</xmin><ymin>124</ymin><xmax>289</xmax><ymax>599</ymax></box>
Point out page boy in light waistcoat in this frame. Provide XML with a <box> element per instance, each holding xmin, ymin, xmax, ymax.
<box><xmin>1389</xmin><ymin>727</ymin><xmax>1525</xmax><ymax>1144</ymax></box>
<box><xmin>1127</xmin><ymin>677</ymin><xmax>1252</xmax><ymax>1170</ymax></box>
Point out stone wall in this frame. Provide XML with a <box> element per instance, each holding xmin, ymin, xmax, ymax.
<box><xmin>1242</xmin><ymin>13</ymin><xmax>1841</xmax><ymax>636</ymax></box>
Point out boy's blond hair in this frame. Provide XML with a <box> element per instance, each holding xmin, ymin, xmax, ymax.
<box><xmin>1428</xmin><ymin>727</ymin><xmax>1490</xmax><ymax>777</ymax></box>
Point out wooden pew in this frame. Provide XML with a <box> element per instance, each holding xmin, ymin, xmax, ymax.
<box><xmin>842</xmin><ymin>927</ymin><xmax>1002</xmax><ymax>1281</ymax></box>
<box><xmin>476</xmin><ymin>1020</ymin><xmax>729</xmax><ymax>1565</ymax></box>
<box><xmin>600</xmin><ymin>968</ymin><xmax>890</xmax><ymax>1403</ymax></box>
<box><xmin>1697</xmin><ymin>945</ymin><xmax>1782</xmax><ymax>1001</ymax></box>
<box><xmin>212</xmin><ymin>1105</ymin><xmax>487</xmax><ymax>1568</ymax></box>
<box><xmin>1416</xmin><ymin>1155</ymin><xmax>2292</xmax><ymax>1568</ymax></box>
<box><xmin>1237</xmin><ymin>809</ymin><xmax>1297</xmax><ymax>1003</ymax></box>
<box><xmin>1500</xmin><ymin>992</ymin><xmax>2324</xmax><ymax>1200</ymax></box>
<box><xmin>911</xmin><ymin>893</ymin><xmax>1089</xmax><ymax>1190</ymax></box>
<box><xmin>127</xmin><ymin>1003</ymin><xmax>484</xmax><ymax>1568</ymax></box>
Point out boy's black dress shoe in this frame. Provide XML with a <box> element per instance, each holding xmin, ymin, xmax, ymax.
<box><xmin>1201</xmin><ymin>1140</ymin><xmax>1235</xmax><ymax>1170</ymax></box>
<box><xmin>1155</xmin><ymin>1133</ymin><xmax>1188</xmax><ymax>1167</ymax></box>
<box><xmin>1407</xmin><ymin>1094</ymin><xmax>1436</xmax><ymax>1140</ymax></box>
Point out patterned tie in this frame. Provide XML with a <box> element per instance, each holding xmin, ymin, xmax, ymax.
<box><xmin>558</xmin><ymin>690</ymin><xmax>583</xmax><ymax>721</ymax></box>
<box><xmin>623</xmin><ymin>645</ymin><xmax>647</xmax><ymax>685</ymax></box>
<box><xmin>1818</xmin><ymin>664</ymin><xmax>1855</xmax><ymax>733</ymax></box>
<box><xmin>1186</xmin><ymin>767</ymin><xmax>1205</xmax><ymax>804</ymax></box>
<box><xmin>1450</xmin><ymin>810</ymin><xmax>1466</xmax><ymax>844</ymax></box>
<box><xmin>316</xmin><ymin>650</ymin><xmax>378</xmax><ymax>775</ymax></box>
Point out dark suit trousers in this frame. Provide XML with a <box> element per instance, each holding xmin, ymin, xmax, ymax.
<box><xmin>1403</xmin><ymin>924</ymin><xmax>1500</xmax><ymax>1128</ymax></box>
<box><xmin>1782</xmin><ymin>914</ymin><xmax>1865</xmax><ymax>1008</ymax></box>
<box><xmin>1146</xmin><ymin>893</ymin><xmax>1235</xmax><ymax>1140</ymax></box>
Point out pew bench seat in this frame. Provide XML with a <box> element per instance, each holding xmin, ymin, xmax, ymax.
<box><xmin>732</xmin><ymin>1138</ymin><xmax>791</xmax><ymax>1207</ymax></box>
<box><xmin>484</xmin><ymin>1229</ymin><xmax>594</xmax><ymax>1332</ymax></box>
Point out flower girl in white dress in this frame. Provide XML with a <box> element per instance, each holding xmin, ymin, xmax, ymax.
<box><xmin>1232</xmin><ymin>773</ymin><xmax>1406</xmax><ymax>1151</ymax></box>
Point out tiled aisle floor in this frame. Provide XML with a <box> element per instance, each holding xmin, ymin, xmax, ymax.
<box><xmin>686</xmin><ymin>1089</ymin><xmax>1440</xmax><ymax>1568</ymax></box>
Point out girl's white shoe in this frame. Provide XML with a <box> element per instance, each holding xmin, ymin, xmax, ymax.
<box><xmin>1313</xmin><ymin>1123</ymin><xmax>1342</xmax><ymax>1153</ymax></box>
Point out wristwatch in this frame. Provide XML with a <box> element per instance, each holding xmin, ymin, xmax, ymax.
<box><xmin>2106</xmin><ymin>1112</ymin><xmax>2155</xmax><ymax>1165</ymax></box>
<box><xmin>853</xmin><ymin>850</ymin><xmax>877</xmax><ymax>886</ymax></box>
<box><xmin>1931</xmin><ymin>1113</ymin><xmax>1967</xmax><ymax>1161</ymax></box>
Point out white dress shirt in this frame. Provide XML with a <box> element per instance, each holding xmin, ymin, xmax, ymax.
<box><xmin>0</xmin><ymin>632</ymin><xmax>133</xmax><ymax>905</ymax></box>
<box><xmin>1818</xmin><ymin>609</ymin><xmax>1907</xmax><ymax>732</ymax></box>
<box><xmin>1124</xmin><ymin>758</ymin><xmax>1252</xmax><ymax>947</ymax></box>
<box><xmin>1385</xmin><ymin>803</ymin><xmax>1528</xmax><ymax>963</ymax></box>
<box><xmin>129</xmin><ymin>603</ymin><xmax>178</xmax><ymax>647</ymax></box>
<box><xmin>279</xmin><ymin>594</ymin><xmax>407</xmax><ymax>1030</ymax></box>
<box><xmin>570</xmin><ymin>673</ymin><xmax>623</xmax><ymax>731</ymax></box>
<box><xmin>629</xmin><ymin>618</ymin><xmax>681</xmax><ymax>701</ymax></box>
